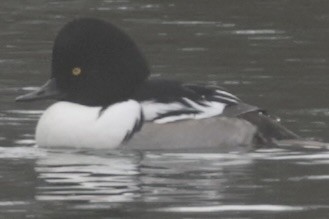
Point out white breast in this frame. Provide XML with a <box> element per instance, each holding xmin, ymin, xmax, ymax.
<box><xmin>36</xmin><ymin>100</ymin><xmax>142</xmax><ymax>148</ymax></box>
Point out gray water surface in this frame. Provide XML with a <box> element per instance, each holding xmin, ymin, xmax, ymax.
<box><xmin>1</xmin><ymin>0</ymin><xmax>329</xmax><ymax>218</ymax></box>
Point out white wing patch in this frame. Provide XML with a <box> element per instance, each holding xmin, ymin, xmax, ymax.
<box><xmin>182</xmin><ymin>98</ymin><xmax>226</xmax><ymax>119</ymax></box>
<box><xmin>140</xmin><ymin>87</ymin><xmax>241</xmax><ymax>124</ymax></box>
<box><xmin>141</xmin><ymin>101</ymin><xmax>186</xmax><ymax>121</ymax></box>
<box><xmin>215</xmin><ymin>90</ymin><xmax>240</xmax><ymax>102</ymax></box>
<box><xmin>141</xmin><ymin>98</ymin><xmax>227</xmax><ymax>124</ymax></box>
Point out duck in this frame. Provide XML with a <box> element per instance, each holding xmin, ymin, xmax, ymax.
<box><xmin>16</xmin><ymin>17</ymin><xmax>300</xmax><ymax>151</ymax></box>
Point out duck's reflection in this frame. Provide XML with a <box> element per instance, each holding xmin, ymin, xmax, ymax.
<box><xmin>36</xmin><ymin>149</ymin><xmax>142</xmax><ymax>203</ymax></box>
<box><xmin>35</xmin><ymin>149</ymin><xmax>254</xmax><ymax>206</ymax></box>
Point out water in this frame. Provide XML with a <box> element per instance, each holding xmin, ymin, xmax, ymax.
<box><xmin>1</xmin><ymin>0</ymin><xmax>329</xmax><ymax>218</ymax></box>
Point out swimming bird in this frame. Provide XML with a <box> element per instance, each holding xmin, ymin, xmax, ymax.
<box><xmin>16</xmin><ymin>18</ymin><xmax>300</xmax><ymax>151</ymax></box>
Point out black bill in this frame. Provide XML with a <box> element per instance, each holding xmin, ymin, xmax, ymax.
<box><xmin>16</xmin><ymin>78</ymin><xmax>65</xmax><ymax>102</ymax></box>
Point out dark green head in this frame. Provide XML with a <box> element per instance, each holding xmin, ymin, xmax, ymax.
<box><xmin>17</xmin><ymin>18</ymin><xmax>150</xmax><ymax>106</ymax></box>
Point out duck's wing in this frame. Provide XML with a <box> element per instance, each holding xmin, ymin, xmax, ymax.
<box><xmin>133</xmin><ymin>79</ymin><xmax>300</xmax><ymax>148</ymax></box>
<box><xmin>134</xmin><ymin>79</ymin><xmax>254</xmax><ymax>123</ymax></box>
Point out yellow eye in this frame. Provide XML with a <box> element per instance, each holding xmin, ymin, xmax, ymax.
<box><xmin>72</xmin><ymin>67</ymin><xmax>82</xmax><ymax>76</ymax></box>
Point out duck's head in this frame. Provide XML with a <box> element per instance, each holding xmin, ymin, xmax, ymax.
<box><xmin>16</xmin><ymin>18</ymin><xmax>150</xmax><ymax>106</ymax></box>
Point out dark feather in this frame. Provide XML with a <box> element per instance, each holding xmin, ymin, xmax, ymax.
<box><xmin>134</xmin><ymin>79</ymin><xmax>238</xmax><ymax>104</ymax></box>
<box><xmin>239</xmin><ymin>111</ymin><xmax>300</xmax><ymax>147</ymax></box>
<box><xmin>122</xmin><ymin>110</ymin><xmax>144</xmax><ymax>143</ymax></box>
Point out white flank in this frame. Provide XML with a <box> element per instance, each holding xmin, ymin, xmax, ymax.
<box><xmin>36</xmin><ymin>100</ymin><xmax>142</xmax><ymax>148</ymax></box>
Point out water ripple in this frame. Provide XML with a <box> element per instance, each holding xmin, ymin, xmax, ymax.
<box><xmin>153</xmin><ymin>204</ymin><xmax>306</xmax><ymax>213</ymax></box>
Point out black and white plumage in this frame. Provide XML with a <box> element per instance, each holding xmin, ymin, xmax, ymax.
<box><xmin>16</xmin><ymin>18</ymin><xmax>301</xmax><ymax>150</ymax></box>
<box><xmin>134</xmin><ymin>80</ymin><xmax>240</xmax><ymax>123</ymax></box>
<box><xmin>130</xmin><ymin>79</ymin><xmax>299</xmax><ymax>148</ymax></box>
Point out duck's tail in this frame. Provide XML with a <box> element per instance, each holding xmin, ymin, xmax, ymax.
<box><xmin>239</xmin><ymin>110</ymin><xmax>329</xmax><ymax>151</ymax></box>
<box><xmin>239</xmin><ymin>110</ymin><xmax>300</xmax><ymax>148</ymax></box>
